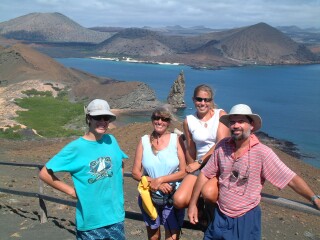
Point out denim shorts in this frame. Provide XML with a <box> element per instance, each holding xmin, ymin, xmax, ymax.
<box><xmin>76</xmin><ymin>221</ymin><xmax>125</xmax><ymax>240</ymax></box>
<box><xmin>190</xmin><ymin>169</ymin><xmax>201</xmax><ymax>176</ymax></box>
<box><xmin>138</xmin><ymin>195</ymin><xmax>185</xmax><ymax>230</ymax></box>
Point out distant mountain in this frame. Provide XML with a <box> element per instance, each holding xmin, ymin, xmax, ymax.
<box><xmin>142</xmin><ymin>25</ymin><xmax>224</xmax><ymax>36</ymax></box>
<box><xmin>0</xmin><ymin>12</ymin><xmax>113</xmax><ymax>43</ymax></box>
<box><xmin>215</xmin><ymin>22</ymin><xmax>317</xmax><ymax>64</ymax></box>
<box><xmin>277</xmin><ymin>25</ymin><xmax>320</xmax><ymax>45</ymax></box>
<box><xmin>1</xmin><ymin>13</ymin><xmax>318</xmax><ymax>66</ymax></box>
<box><xmin>96</xmin><ymin>23</ymin><xmax>317</xmax><ymax>65</ymax></box>
<box><xmin>89</xmin><ymin>26</ymin><xmax>125</xmax><ymax>32</ymax></box>
<box><xmin>0</xmin><ymin>44</ymin><xmax>159</xmax><ymax>109</ymax></box>
<box><xmin>277</xmin><ymin>25</ymin><xmax>320</xmax><ymax>34</ymax></box>
<box><xmin>96</xmin><ymin>28</ymin><xmax>176</xmax><ymax>56</ymax></box>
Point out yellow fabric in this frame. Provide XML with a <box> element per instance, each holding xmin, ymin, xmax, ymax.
<box><xmin>137</xmin><ymin>176</ymin><xmax>158</xmax><ymax>220</ymax></box>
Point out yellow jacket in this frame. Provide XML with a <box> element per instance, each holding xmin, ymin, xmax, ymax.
<box><xmin>137</xmin><ymin>176</ymin><xmax>158</xmax><ymax>220</ymax></box>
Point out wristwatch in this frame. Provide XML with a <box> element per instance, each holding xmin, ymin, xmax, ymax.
<box><xmin>195</xmin><ymin>158</ymin><xmax>204</xmax><ymax>165</ymax></box>
<box><xmin>311</xmin><ymin>195</ymin><xmax>320</xmax><ymax>205</ymax></box>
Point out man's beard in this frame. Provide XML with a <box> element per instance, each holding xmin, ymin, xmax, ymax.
<box><xmin>231</xmin><ymin>128</ymin><xmax>251</xmax><ymax>141</ymax></box>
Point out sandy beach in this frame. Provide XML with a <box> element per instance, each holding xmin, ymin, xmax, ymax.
<box><xmin>0</xmin><ymin>120</ymin><xmax>320</xmax><ymax>239</ymax></box>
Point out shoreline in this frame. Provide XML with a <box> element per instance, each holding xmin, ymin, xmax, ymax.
<box><xmin>255</xmin><ymin>131</ymin><xmax>302</xmax><ymax>159</ymax></box>
<box><xmin>90</xmin><ymin>56</ymin><xmax>181</xmax><ymax>66</ymax></box>
<box><xmin>89</xmin><ymin>56</ymin><xmax>320</xmax><ymax>70</ymax></box>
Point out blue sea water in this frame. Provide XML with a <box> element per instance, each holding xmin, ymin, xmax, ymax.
<box><xmin>56</xmin><ymin>58</ymin><xmax>320</xmax><ymax>169</ymax></box>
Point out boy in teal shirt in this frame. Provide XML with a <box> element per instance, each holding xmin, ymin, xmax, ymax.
<box><xmin>40</xmin><ymin>99</ymin><xmax>128</xmax><ymax>239</ymax></box>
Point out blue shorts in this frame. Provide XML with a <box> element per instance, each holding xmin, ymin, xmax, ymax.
<box><xmin>138</xmin><ymin>195</ymin><xmax>185</xmax><ymax>230</ymax></box>
<box><xmin>204</xmin><ymin>205</ymin><xmax>261</xmax><ymax>240</ymax></box>
<box><xmin>76</xmin><ymin>221</ymin><xmax>125</xmax><ymax>240</ymax></box>
<box><xmin>191</xmin><ymin>169</ymin><xmax>201</xmax><ymax>176</ymax></box>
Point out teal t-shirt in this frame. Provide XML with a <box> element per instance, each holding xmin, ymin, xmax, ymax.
<box><xmin>46</xmin><ymin>134</ymin><xmax>128</xmax><ymax>231</ymax></box>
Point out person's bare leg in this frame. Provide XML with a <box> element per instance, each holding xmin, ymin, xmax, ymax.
<box><xmin>201</xmin><ymin>177</ymin><xmax>218</xmax><ymax>203</ymax></box>
<box><xmin>147</xmin><ymin>226</ymin><xmax>160</xmax><ymax>240</ymax></box>
<box><xmin>165</xmin><ymin>229</ymin><xmax>181</xmax><ymax>240</ymax></box>
<box><xmin>173</xmin><ymin>174</ymin><xmax>197</xmax><ymax>209</ymax></box>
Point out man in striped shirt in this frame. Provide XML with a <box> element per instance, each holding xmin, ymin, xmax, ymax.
<box><xmin>187</xmin><ymin>104</ymin><xmax>320</xmax><ymax>240</ymax></box>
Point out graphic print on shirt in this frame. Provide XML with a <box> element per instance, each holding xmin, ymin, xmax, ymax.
<box><xmin>88</xmin><ymin>157</ymin><xmax>113</xmax><ymax>184</ymax></box>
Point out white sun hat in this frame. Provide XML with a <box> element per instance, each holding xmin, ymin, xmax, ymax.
<box><xmin>84</xmin><ymin>99</ymin><xmax>116</xmax><ymax>122</ymax></box>
<box><xmin>219</xmin><ymin>104</ymin><xmax>262</xmax><ymax>132</ymax></box>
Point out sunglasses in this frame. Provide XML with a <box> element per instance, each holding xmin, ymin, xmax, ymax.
<box><xmin>194</xmin><ymin>97</ymin><xmax>212</xmax><ymax>102</ymax></box>
<box><xmin>90</xmin><ymin>115</ymin><xmax>111</xmax><ymax>121</ymax></box>
<box><xmin>152</xmin><ymin>116</ymin><xmax>171</xmax><ymax>122</ymax></box>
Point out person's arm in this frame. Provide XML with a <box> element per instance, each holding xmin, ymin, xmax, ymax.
<box><xmin>39</xmin><ymin>167</ymin><xmax>77</xmax><ymax>199</ymax></box>
<box><xmin>131</xmin><ymin>139</ymin><xmax>144</xmax><ymax>182</ymax></box>
<box><xmin>184</xmin><ymin>118</ymin><xmax>203</xmax><ymax>173</ymax></box>
<box><xmin>216</xmin><ymin>110</ymin><xmax>230</xmax><ymax>143</ymax></box>
<box><xmin>183</xmin><ymin>118</ymin><xmax>197</xmax><ymax>164</ymax></box>
<box><xmin>288</xmin><ymin>175</ymin><xmax>320</xmax><ymax>209</ymax></box>
<box><xmin>187</xmin><ymin>172</ymin><xmax>210</xmax><ymax>224</ymax></box>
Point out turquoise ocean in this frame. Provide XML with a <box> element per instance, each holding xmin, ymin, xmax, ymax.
<box><xmin>56</xmin><ymin>58</ymin><xmax>320</xmax><ymax>169</ymax></box>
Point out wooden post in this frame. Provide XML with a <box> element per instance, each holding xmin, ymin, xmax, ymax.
<box><xmin>38</xmin><ymin>168</ymin><xmax>48</xmax><ymax>223</ymax></box>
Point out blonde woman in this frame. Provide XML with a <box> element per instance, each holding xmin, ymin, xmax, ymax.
<box><xmin>174</xmin><ymin>84</ymin><xmax>229</xmax><ymax>209</ymax></box>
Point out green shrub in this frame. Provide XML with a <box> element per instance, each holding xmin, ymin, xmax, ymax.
<box><xmin>22</xmin><ymin>89</ymin><xmax>53</xmax><ymax>97</ymax></box>
<box><xmin>15</xmin><ymin>96</ymin><xmax>85</xmax><ymax>138</ymax></box>
<box><xmin>57</xmin><ymin>89</ymin><xmax>69</xmax><ymax>100</ymax></box>
<box><xmin>0</xmin><ymin>126</ymin><xmax>24</xmax><ymax>140</ymax></box>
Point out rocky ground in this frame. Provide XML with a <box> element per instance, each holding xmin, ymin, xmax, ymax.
<box><xmin>0</xmin><ymin>121</ymin><xmax>320</xmax><ymax>239</ymax></box>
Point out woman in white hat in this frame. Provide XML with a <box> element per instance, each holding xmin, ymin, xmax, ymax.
<box><xmin>39</xmin><ymin>99</ymin><xmax>128</xmax><ymax>239</ymax></box>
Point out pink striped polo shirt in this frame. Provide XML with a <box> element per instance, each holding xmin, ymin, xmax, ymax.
<box><xmin>202</xmin><ymin>134</ymin><xmax>296</xmax><ymax>218</ymax></box>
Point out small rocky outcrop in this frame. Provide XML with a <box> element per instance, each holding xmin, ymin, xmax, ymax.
<box><xmin>167</xmin><ymin>70</ymin><xmax>186</xmax><ymax>109</ymax></box>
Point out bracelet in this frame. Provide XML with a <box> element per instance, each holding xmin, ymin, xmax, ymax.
<box><xmin>311</xmin><ymin>195</ymin><xmax>320</xmax><ymax>204</ymax></box>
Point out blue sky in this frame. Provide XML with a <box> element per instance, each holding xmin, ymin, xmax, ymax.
<box><xmin>0</xmin><ymin>0</ymin><xmax>319</xmax><ymax>29</ymax></box>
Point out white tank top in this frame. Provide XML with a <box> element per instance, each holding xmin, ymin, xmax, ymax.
<box><xmin>186</xmin><ymin>109</ymin><xmax>222</xmax><ymax>159</ymax></box>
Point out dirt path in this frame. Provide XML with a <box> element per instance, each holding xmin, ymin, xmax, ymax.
<box><xmin>0</xmin><ymin>122</ymin><xmax>320</xmax><ymax>239</ymax></box>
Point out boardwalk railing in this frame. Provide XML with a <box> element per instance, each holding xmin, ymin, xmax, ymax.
<box><xmin>0</xmin><ymin>161</ymin><xmax>319</xmax><ymax>227</ymax></box>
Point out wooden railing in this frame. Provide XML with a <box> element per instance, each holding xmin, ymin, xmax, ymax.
<box><xmin>0</xmin><ymin>161</ymin><xmax>319</xmax><ymax>228</ymax></box>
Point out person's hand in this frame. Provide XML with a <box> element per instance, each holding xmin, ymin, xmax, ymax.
<box><xmin>158</xmin><ymin>183</ymin><xmax>173</xmax><ymax>194</ymax></box>
<box><xmin>186</xmin><ymin>162</ymin><xmax>201</xmax><ymax>173</ymax></box>
<box><xmin>68</xmin><ymin>188</ymin><xmax>78</xmax><ymax>199</ymax></box>
<box><xmin>150</xmin><ymin>177</ymin><xmax>162</xmax><ymax>191</ymax></box>
<box><xmin>188</xmin><ymin>203</ymin><xmax>199</xmax><ymax>224</ymax></box>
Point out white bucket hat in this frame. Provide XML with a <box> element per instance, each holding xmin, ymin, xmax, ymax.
<box><xmin>84</xmin><ymin>99</ymin><xmax>116</xmax><ymax>122</ymax></box>
<box><xmin>220</xmin><ymin>104</ymin><xmax>262</xmax><ymax>132</ymax></box>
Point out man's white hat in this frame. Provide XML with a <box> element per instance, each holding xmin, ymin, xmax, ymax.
<box><xmin>220</xmin><ymin>104</ymin><xmax>262</xmax><ymax>131</ymax></box>
<box><xmin>84</xmin><ymin>99</ymin><xmax>116</xmax><ymax>122</ymax></box>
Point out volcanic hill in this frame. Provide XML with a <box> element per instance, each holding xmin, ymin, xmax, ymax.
<box><xmin>0</xmin><ymin>12</ymin><xmax>113</xmax><ymax>43</ymax></box>
<box><xmin>0</xmin><ymin>44</ymin><xmax>159</xmax><ymax>112</ymax></box>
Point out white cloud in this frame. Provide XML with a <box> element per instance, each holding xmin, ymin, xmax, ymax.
<box><xmin>0</xmin><ymin>0</ymin><xmax>319</xmax><ymax>28</ymax></box>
